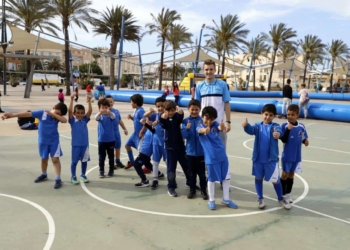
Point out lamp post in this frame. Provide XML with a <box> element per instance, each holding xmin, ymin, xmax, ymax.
<box><xmin>1</xmin><ymin>0</ymin><xmax>8</xmax><ymax>95</ymax></box>
<box><xmin>288</xmin><ymin>43</ymin><xmax>300</xmax><ymax>79</ymax></box>
<box><xmin>138</xmin><ymin>39</ymin><xmax>144</xmax><ymax>90</ymax></box>
<box><xmin>341</xmin><ymin>58</ymin><xmax>350</xmax><ymax>94</ymax></box>
<box><xmin>246</xmin><ymin>35</ymin><xmax>259</xmax><ymax>91</ymax></box>
<box><xmin>194</xmin><ymin>24</ymin><xmax>205</xmax><ymax>73</ymax></box>
<box><xmin>116</xmin><ymin>11</ymin><xmax>126</xmax><ymax>90</ymax></box>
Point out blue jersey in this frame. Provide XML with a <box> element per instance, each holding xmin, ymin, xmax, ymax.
<box><xmin>257</xmin><ymin>124</ymin><xmax>272</xmax><ymax>163</ymax></box>
<box><xmin>32</xmin><ymin>110</ymin><xmax>60</xmax><ymax>145</ymax></box>
<box><xmin>197</xmin><ymin>121</ymin><xmax>227</xmax><ymax>164</ymax></box>
<box><xmin>195</xmin><ymin>79</ymin><xmax>230</xmax><ymax>123</ymax></box>
<box><xmin>69</xmin><ymin>116</ymin><xmax>90</xmax><ymax>147</ymax></box>
<box><xmin>281</xmin><ymin>122</ymin><xmax>308</xmax><ymax>162</ymax></box>
<box><xmin>133</xmin><ymin>107</ymin><xmax>145</xmax><ymax>135</ymax></box>
<box><xmin>149</xmin><ymin>113</ymin><xmax>165</xmax><ymax>146</ymax></box>
<box><xmin>181</xmin><ymin>116</ymin><xmax>204</xmax><ymax>156</ymax></box>
<box><xmin>96</xmin><ymin>114</ymin><xmax>115</xmax><ymax>142</ymax></box>
<box><xmin>159</xmin><ymin>112</ymin><xmax>185</xmax><ymax>150</ymax></box>
<box><xmin>111</xmin><ymin>108</ymin><xmax>121</xmax><ymax>134</ymax></box>
<box><xmin>140</xmin><ymin>130</ymin><xmax>153</xmax><ymax>156</ymax></box>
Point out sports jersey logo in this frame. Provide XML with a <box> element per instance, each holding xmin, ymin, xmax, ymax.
<box><xmin>211</xmin><ymin>127</ymin><xmax>217</xmax><ymax>133</ymax></box>
<box><xmin>298</xmin><ymin>131</ymin><xmax>303</xmax><ymax>137</ymax></box>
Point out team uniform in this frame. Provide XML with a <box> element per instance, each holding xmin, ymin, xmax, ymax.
<box><xmin>111</xmin><ymin>108</ymin><xmax>122</xmax><ymax>149</ymax></box>
<box><xmin>149</xmin><ymin>113</ymin><xmax>167</xmax><ymax>163</ymax></box>
<box><xmin>32</xmin><ymin>110</ymin><xmax>63</xmax><ymax>159</ymax></box>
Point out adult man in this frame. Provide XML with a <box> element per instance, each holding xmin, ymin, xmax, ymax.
<box><xmin>195</xmin><ymin>59</ymin><xmax>231</xmax><ymax>148</ymax></box>
<box><xmin>280</xmin><ymin>79</ymin><xmax>293</xmax><ymax>119</ymax></box>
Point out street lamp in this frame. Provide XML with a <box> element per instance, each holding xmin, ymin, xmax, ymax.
<box><xmin>194</xmin><ymin>24</ymin><xmax>205</xmax><ymax>74</ymax></box>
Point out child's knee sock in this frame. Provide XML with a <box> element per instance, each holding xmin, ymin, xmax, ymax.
<box><xmin>222</xmin><ymin>179</ymin><xmax>230</xmax><ymax>200</ymax></box>
<box><xmin>255</xmin><ymin>179</ymin><xmax>263</xmax><ymax>200</ymax></box>
<box><xmin>115</xmin><ymin>158</ymin><xmax>120</xmax><ymax>163</ymax></box>
<box><xmin>208</xmin><ymin>181</ymin><xmax>215</xmax><ymax>201</ymax></box>
<box><xmin>280</xmin><ymin>178</ymin><xmax>287</xmax><ymax>195</ymax></box>
<box><xmin>127</xmin><ymin>150</ymin><xmax>134</xmax><ymax>163</ymax></box>
<box><xmin>153</xmin><ymin>162</ymin><xmax>159</xmax><ymax>180</ymax></box>
<box><xmin>70</xmin><ymin>162</ymin><xmax>78</xmax><ymax>177</ymax></box>
<box><xmin>273</xmin><ymin>182</ymin><xmax>284</xmax><ymax>201</ymax></box>
<box><xmin>286</xmin><ymin>178</ymin><xmax>294</xmax><ymax>194</ymax></box>
<box><xmin>81</xmin><ymin>162</ymin><xmax>87</xmax><ymax>176</ymax></box>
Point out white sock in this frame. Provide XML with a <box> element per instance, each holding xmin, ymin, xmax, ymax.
<box><xmin>222</xmin><ymin>179</ymin><xmax>230</xmax><ymax>201</ymax></box>
<box><xmin>208</xmin><ymin>181</ymin><xmax>215</xmax><ymax>201</ymax></box>
<box><xmin>153</xmin><ymin>161</ymin><xmax>159</xmax><ymax>180</ymax></box>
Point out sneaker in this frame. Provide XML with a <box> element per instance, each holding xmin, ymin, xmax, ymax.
<box><xmin>186</xmin><ymin>184</ymin><xmax>201</xmax><ymax>191</ymax></box>
<box><xmin>142</xmin><ymin>166</ymin><xmax>152</xmax><ymax>174</ymax></box>
<box><xmin>208</xmin><ymin>201</ymin><xmax>216</xmax><ymax>210</ymax></box>
<box><xmin>221</xmin><ymin>199</ymin><xmax>238</xmax><ymax>209</ymax></box>
<box><xmin>135</xmin><ymin>179</ymin><xmax>149</xmax><ymax>187</ymax></box>
<box><xmin>151</xmin><ymin>180</ymin><xmax>158</xmax><ymax>190</ymax></box>
<box><xmin>167</xmin><ymin>188</ymin><xmax>177</xmax><ymax>197</ymax></box>
<box><xmin>115</xmin><ymin>161</ymin><xmax>125</xmax><ymax>169</ymax></box>
<box><xmin>99</xmin><ymin>172</ymin><xmax>106</xmax><ymax>178</ymax></box>
<box><xmin>80</xmin><ymin>175</ymin><xmax>89</xmax><ymax>183</ymax></box>
<box><xmin>124</xmin><ymin>161</ymin><xmax>134</xmax><ymax>170</ymax></box>
<box><xmin>187</xmin><ymin>190</ymin><xmax>196</xmax><ymax>199</ymax></box>
<box><xmin>258</xmin><ymin>199</ymin><xmax>266</xmax><ymax>209</ymax></box>
<box><xmin>71</xmin><ymin>176</ymin><xmax>79</xmax><ymax>185</ymax></box>
<box><xmin>284</xmin><ymin>194</ymin><xmax>293</xmax><ymax>203</ymax></box>
<box><xmin>106</xmin><ymin>171</ymin><xmax>114</xmax><ymax>178</ymax></box>
<box><xmin>54</xmin><ymin>179</ymin><xmax>62</xmax><ymax>189</ymax></box>
<box><xmin>0</xmin><ymin>110</ymin><xmax>4</xmax><ymax>113</ymax></box>
<box><xmin>158</xmin><ymin>172</ymin><xmax>165</xmax><ymax>178</ymax></box>
<box><xmin>34</xmin><ymin>174</ymin><xmax>47</xmax><ymax>183</ymax></box>
<box><xmin>201</xmin><ymin>190</ymin><xmax>209</xmax><ymax>200</ymax></box>
<box><xmin>279</xmin><ymin>199</ymin><xmax>292</xmax><ymax>210</ymax></box>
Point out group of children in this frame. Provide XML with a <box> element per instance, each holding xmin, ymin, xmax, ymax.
<box><xmin>1</xmin><ymin>92</ymin><xmax>308</xmax><ymax>211</ymax></box>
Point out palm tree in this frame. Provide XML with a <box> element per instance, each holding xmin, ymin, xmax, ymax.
<box><xmin>91</xmin><ymin>47</ymin><xmax>102</xmax><ymax>61</ymax></box>
<box><xmin>207</xmin><ymin>14</ymin><xmax>249</xmax><ymax>74</ymax></box>
<box><xmin>278</xmin><ymin>42</ymin><xmax>297</xmax><ymax>87</ymax></box>
<box><xmin>242</xmin><ymin>37</ymin><xmax>269</xmax><ymax>91</ymax></box>
<box><xmin>50</xmin><ymin>0</ymin><xmax>98</xmax><ymax>95</ymax></box>
<box><xmin>145</xmin><ymin>8</ymin><xmax>181</xmax><ymax>90</ymax></box>
<box><xmin>327</xmin><ymin>39</ymin><xmax>350</xmax><ymax>90</ymax></box>
<box><xmin>205</xmin><ymin>35</ymin><xmax>223</xmax><ymax>74</ymax></box>
<box><xmin>299</xmin><ymin>35</ymin><xmax>326</xmax><ymax>83</ymax></box>
<box><xmin>44</xmin><ymin>58</ymin><xmax>64</xmax><ymax>71</ymax></box>
<box><xmin>91</xmin><ymin>6</ymin><xmax>140</xmax><ymax>90</ymax></box>
<box><xmin>261</xmin><ymin>23</ymin><xmax>297</xmax><ymax>91</ymax></box>
<box><xmin>163</xmin><ymin>24</ymin><xmax>192</xmax><ymax>84</ymax></box>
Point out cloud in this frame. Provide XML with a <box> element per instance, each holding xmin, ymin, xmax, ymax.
<box><xmin>238</xmin><ymin>9</ymin><xmax>291</xmax><ymax>23</ymax></box>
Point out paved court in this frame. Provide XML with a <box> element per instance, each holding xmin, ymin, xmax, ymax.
<box><xmin>1</xmin><ymin>86</ymin><xmax>350</xmax><ymax>250</ymax></box>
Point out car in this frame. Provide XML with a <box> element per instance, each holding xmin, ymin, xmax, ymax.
<box><xmin>19</xmin><ymin>81</ymin><xmax>26</xmax><ymax>85</ymax></box>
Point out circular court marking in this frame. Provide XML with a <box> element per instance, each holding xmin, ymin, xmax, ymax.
<box><xmin>0</xmin><ymin>193</ymin><xmax>55</xmax><ymax>250</ymax></box>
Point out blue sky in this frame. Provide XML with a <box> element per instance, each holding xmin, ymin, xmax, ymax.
<box><xmin>39</xmin><ymin>0</ymin><xmax>350</xmax><ymax>64</ymax></box>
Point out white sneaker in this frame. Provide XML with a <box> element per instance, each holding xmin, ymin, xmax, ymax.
<box><xmin>258</xmin><ymin>199</ymin><xmax>266</xmax><ymax>209</ymax></box>
<box><xmin>284</xmin><ymin>194</ymin><xmax>293</xmax><ymax>203</ymax></box>
<box><xmin>279</xmin><ymin>199</ymin><xmax>292</xmax><ymax>210</ymax></box>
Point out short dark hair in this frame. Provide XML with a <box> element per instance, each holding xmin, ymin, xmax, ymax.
<box><xmin>74</xmin><ymin>104</ymin><xmax>85</xmax><ymax>113</ymax></box>
<box><xmin>163</xmin><ymin>100</ymin><xmax>176</xmax><ymax>111</ymax></box>
<box><xmin>59</xmin><ymin>88</ymin><xmax>63</xmax><ymax>93</ymax></box>
<box><xmin>105</xmin><ymin>95</ymin><xmax>112</xmax><ymax>99</ymax></box>
<box><xmin>301</xmin><ymin>83</ymin><xmax>306</xmax><ymax>87</ymax></box>
<box><xmin>201</xmin><ymin>106</ymin><xmax>217</xmax><ymax>120</ymax></box>
<box><xmin>287</xmin><ymin>79</ymin><xmax>291</xmax><ymax>84</ymax></box>
<box><xmin>97</xmin><ymin>98</ymin><xmax>110</xmax><ymax>108</ymax></box>
<box><xmin>288</xmin><ymin>104</ymin><xmax>299</xmax><ymax>114</ymax></box>
<box><xmin>203</xmin><ymin>59</ymin><xmax>216</xmax><ymax>69</ymax></box>
<box><xmin>188</xmin><ymin>99</ymin><xmax>201</xmax><ymax>108</ymax></box>
<box><xmin>54</xmin><ymin>102</ymin><xmax>68</xmax><ymax>116</ymax></box>
<box><xmin>155</xmin><ymin>97</ymin><xmax>166</xmax><ymax>104</ymax></box>
<box><xmin>261</xmin><ymin>104</ymin><xmax>277</xmax><ymax>115</ymax></box>
<box><xmin>130</xmin><ymin>94</ymin><xmax>143</xmax><ymax>107</ymax></box>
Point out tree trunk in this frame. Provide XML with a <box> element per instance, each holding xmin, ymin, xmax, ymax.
<box><xmin>64</xmin><ymin>26</ymin><xmax>71</xmax><ymax>96</ymax></box>
<box><xmin>302</xmin><ymin>58</ymin><xmax>308</xmax><ymax>83</ymax></box>
<box><xmin>307</xmin><ymin>68</ymin><xmax>312</xmax><ymax>89</ymax></box>
<box><xmin>109</xmin><ymin>37</ymin><xmax>118</xmax><ymax>90</ymax></box>
<box><xmin>217</xmin><ymin>55</ymin><xmax>221</xmax><ymax>74</ymax></box>
<box><xmin>283</xmin><ymin>70</ymin><xmax>285</xmax><ymax>87</ymax></box>
<box><xmin>330</xmin><ymin>60</ymin><xmax>334</xmax><ymax>93</ymax></box>
<box><xmin>253</xmin><ymin>60</ymin><xmax>255</xmax><ymax>91</ymax></box>
<box><xmin>158</xmin><ymin>37</ymin><xmax>165</xmax><ymax>90</ymax></box>
<box><xmin>221</xmin><ymin>51</ymin><xmax>226</xmax><ymax>75</ymax></box>
<box><xmin>172</xmin><ymin>49</ymin><xmax>176</xmax><ymax>85</ymax></box>
<box><xmin>268</xmin><ymin>50</ymin><xmax>277</xmax><ymax>92</ymax></box>
<box><xmin>26</xmin><ymin>49</ymin><xmax>31</xmax><ymax>90</ymax></box>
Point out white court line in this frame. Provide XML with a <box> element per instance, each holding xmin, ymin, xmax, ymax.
<box><xmin>305</xmin><ymin>123</ymin><xmax>315</xmax><ymax>127</ymax></box>
<box><xmin>0</xmin><ymin>193</ymin><xmax>55</xmax><ymax>250</ymax></box>
<box><xmin>341</xmin><ymin>140</ymin><xmax>350</xmax><ymax>143</ymax></box>
<box><xmin>314</xmin><ymin>137</ymin><xmax>327</xmax><ymax>139</ymax></box>
<box><xmin>308</xmin><ymin>146</ymin><xmax>350</xmax><ymax>155</ymax></box>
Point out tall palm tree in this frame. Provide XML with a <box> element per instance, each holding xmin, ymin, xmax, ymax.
<box><xmin>278</xmin><ymin>42</ymin><xmax>297</xmax><ymax>87</ymax></box>
<box><xmin>299</xmin><ymin>35</ymin><xmax>326</xmax><ymax>83</ymax></box>
<box><xmin>205</xmin><ymin>35</ymin><xmax>223</xmax><ymax>74</ymax></box>
<box><xmin>327</xmin><ymin>39</ymin><xmax>350</xmax><ymax>89</ymax></box>
<box><xmin>92</xmin><ymin>6</ymin><xmax>140</xmax><ymax>90</ymax></box>
<box><xmin>91</xmin><ymin>47</ymin><xmax>102</xmax><ymax>61</ymax></box>
<box><xmin>242</xmin><ymin>37</ymin><xmax>269</xmax><ymax>91</ymax></box>
<box><xmin>261</xmin><ymin>23</ymin><xmax>297</xmax><ymax>91</ymax></box>
<box><xmin>164</xmin><ymin>24</ymin><xmax>192</xmax><ymax>84</ymax></box>
<box><xmin>145</xmin><ymin>8</ymin><xmax>181</xmax><ymax>90</ymax></box>
<box><xmin>44</xmin><ymin>58</ymin><xmax>64</xmax><ymax>71</ymax></box>
<box><xmin>207</xmin><ymin>14</ymin><xmax>249</xmax><ymax>74</ymax></box>
<box><xmin>50</xmin><ymin>0</ymin><xmax>98</xmax><ymax>95</ymax></box>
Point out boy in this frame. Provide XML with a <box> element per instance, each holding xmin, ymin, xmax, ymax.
<box><xmin>279</xmin><ymin>79</ymin><xmax>293</xmax><ymax>119</ymax></box>
<box><xmin>124</xmin><ymin>94</ymin><xmax>145</xmax><ymax>169</ymax></box>
<box><xmin>105</xmin><ymin>95</ymin><xmax>128</xmax><ymax>169</ymax></box>
<box><xmin>280</xmin><ymin>104</ymin><xmax>309</xmax><ymax>203</ymax></box>
<box><xmin>242</xmin><ymin>104</ymin><xmax>291</xmax><ymax>210</ymax></box>
<box><xmin>143</xmin><ymin>97</ymin><xmax>167</xmax><ymax>189</ymax></box>
<box><xmin>298</xmin><ymin>83</ymin><xmax>310</xmax><ymax>119</ymax></box>
<box><xmin>95</xmin><ymin>98</ymin><xmax>116</xmax><ymax>178</ymax></box>
<box><xmin>197</xmin><ymin>106</ymin><xmax>237</xmax><ymax>210</ymax></box>
<box><xmin>159</xmin><ymin>100</ymin><xmax>190</xmax><ymax>197</ymax></box>
<box><xmin>182</xmin><ymin>99</ymin><xmax>208</xmax><ymax>200</ymax></box>
<box><xmin>68</xmin><ymin>94</ymin><xmax>92</xmax><ymax>184</ymax></box>
<box><xmin>1</xmin><ymin>103</ymin><xmax>68</xmax><ymax>189</ymax></box>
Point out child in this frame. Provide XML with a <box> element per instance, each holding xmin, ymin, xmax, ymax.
<box><xmin>74</xmin><ymin>87</ymin><xmax>79</xmax><ymax>102</ymax></box>
<box><xmin>96</xmin><ymin>82</ymin><xmax>105</xmax><ymax>98</ymax></box>
<box><xmin>280</xmin><ymin>104</ymin><xmax>309</xmax><ymax>203</ymax></box>
<box><xmin>190</xmin><ymin>84</ymin><xmax>196</xmax><ymax>100</ymax></box>
<box><xmin>95</xmin><ymin>98</ymin><xmax>116</xmax><ymax>178</ymax></box>
<box><xmin>182</xmin><ymin>99</ymin><xmax>208</xmax><ymax>199</ymax></box>
<box><xmin>68</xmin><ymin>94</ymin><xmax>92</xmax><ymax>184</ymax></box>
<box><xmin>161</xmin><ymin>85</ymin><xmax>169</xmax><ymax>99</ymax></box>
<box><xmin>159</xmin><ymin>100</ymin><xmax>190</xmax><ymax>197</ymax></box>
<box><xmin>172</xmin><ymin>82</ymin><xmax>180</xmax><ymax>105</ymax></box>
<box><xmin>58</xmin><ymin>89</ymin><xmax>64</xmax><ymax>103</ymax></box>
<box><xmin>124</xmin><ymin>94</ymin><xmax>145</xmax><ymax>169</ymax></box>
<box><xmin>105</xmin><ymin>95</ymin><xmax>128</xmax><ymax>169</ymax></box>
<box><xmin>298</xmin><ymin>83</ymin><xmax>310</xmax><ymax>119</ymax></box>
<box><xmin>242</xmin><ymin>104</ymin><xmax>291</xmax><ymax>210</ymax></box>
<box><xmin>197</xmin><ymin>106</ymin><xmax>237</xmax><ymax>210</ymax></box>
<box><xmin>86</xmin><ymin>82</ymin><xmax>94</xmax><ymax>103</ymax></box>
<box><xmin>1</xmin><ymin>103</ymin><xmax>68</xmax><ymax>189</ymax></box>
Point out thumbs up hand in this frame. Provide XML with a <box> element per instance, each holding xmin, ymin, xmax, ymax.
<box><xmin>287</xmin><ymin>122</ymin><xmax>294</xmax><ymax>130</ymax></box>
<box><xmin>205</xmin><ymin>126</ymin><xmax>210</xmax><ymax>135</ymax></box>
<box><xmin>242</xmin><ymin>118</ymin><xmax>248</xmax><ymax>127</ymax></box>
<box><xmin>219</xmin><ymin>119</ymin><xmax>225</xmax><ymax>131</ymax></box>
<box><xmin>273</xmin><ymin>127</ymin><xmax>280</xmax><ymax>139</ymax></box>
<box><xmin>186</xmin><ymin>119</ymin><xmax>191</xmax><ymax>129</ymax></box>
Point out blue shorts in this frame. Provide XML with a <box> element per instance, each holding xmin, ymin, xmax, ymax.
<box><xmin>282</xmin><ymin>161</ymin><xmax>302</xmax><ymax>173</ymax></box>
<box><xmin>252</xmin><ymin>162</ymin><xmax>280</xmax><ymax>182</ymax></box>
<box><xmin>39</xmin><ymin>143</ymin><xmax>62</xmax><ymax>159</ymax></box>
<box><xmin>152</xmin><ymin>145</ymin><xmax>167</xmax><ymax>162</ymax></box>
<box><xmin>72</xmin><ymin>146</ymin><xmax>90</xmax><ymax>163</ymax></box>
<box><xmin>114</xmin><ymin>134</ymin><xmax>121</xmax><ymax>149</ymax></box>
<box><xmin>207</xmin><ymin>158</ymin><xmax>231</xmax><ymax>182</ymax></box>
<box><xmin>125</xmin><ymin>134</ymin><xmax>140</xmax><ymax>149</ymax></box>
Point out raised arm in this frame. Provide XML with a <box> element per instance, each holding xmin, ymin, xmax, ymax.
<box><xmin>86</xmin><ymin>95</ymin><xmax>93</xmax><ymax>119</ymax></box>
<box><xmin>1</xmin><ymin>111</ymin><xmax>32</xmax><ymax>120</ymax></box>
<box><xmin>68</xmin><ymin>94</ymin><xmax>74</xmax><ymax>119</ymax></box>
